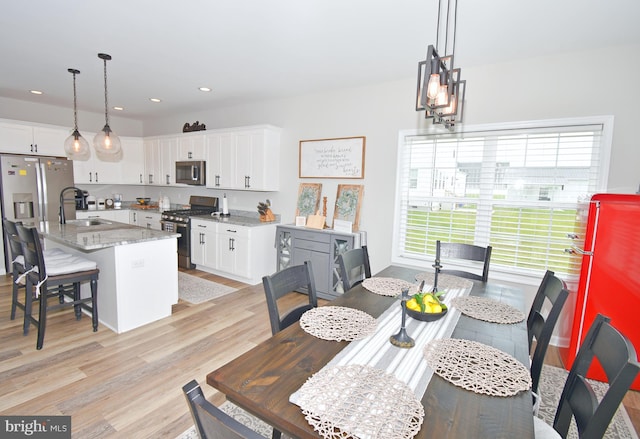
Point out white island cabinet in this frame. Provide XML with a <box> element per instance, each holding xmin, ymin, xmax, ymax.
<box><xmin>38</xmin><ymin>220</ymin><xmax>180</xmax><ymax>334</ymax></box>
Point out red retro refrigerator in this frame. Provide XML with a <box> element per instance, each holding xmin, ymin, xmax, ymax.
<box><xmin>560</xmin><ymin>193</ymin><xmax>640</xmax><ymax>390</ymax></box>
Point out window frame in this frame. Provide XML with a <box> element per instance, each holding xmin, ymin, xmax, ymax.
<box><xmin>391</xmin><ymin>116</ymin><xmax>614</xmax><ymax>284</ymax></box>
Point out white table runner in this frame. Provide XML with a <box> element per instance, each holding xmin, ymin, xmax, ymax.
<box><xmin>291</xmin><ymin>282</ymin><xmax>473</xmax><ymax>404</ymax></box>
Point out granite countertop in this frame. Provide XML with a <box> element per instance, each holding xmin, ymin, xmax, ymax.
<box><xmin>37</xmin><ymin>220</ymin><xmax>181</xmax><ymax>251</ymax></box>
<box><xmin>188</xmin><ymin>210</ymin><xmax>281</xmax><ymax>227</ymax></box>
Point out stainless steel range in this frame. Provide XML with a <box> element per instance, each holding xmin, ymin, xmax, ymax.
<box><xmin>161</xmin><ymin>195</ymin><xmax>219</xmax><ymax>268</ymax></box>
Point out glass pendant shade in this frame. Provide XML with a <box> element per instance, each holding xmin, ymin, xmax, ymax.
<box><xmin>64</xmin><ymin>68</ymin><xmax>91</xmax><ymax>161</ymax></box>
<box><xmin>93</xmin><ymin>123</ymin><xmax>122</xmax><ymax>158</ymax></box>
<box><xmin>94</xmin><ymin>53</ymin><xmax>122</xmax><ymax>161</ymax></box>
<box><xmin>64</xmin><ymin>129</ymin><xmax>91</xmax><ymax>161</ymax></box>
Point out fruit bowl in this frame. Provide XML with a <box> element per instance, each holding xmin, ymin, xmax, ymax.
<box><xmin>136</xmin><ymin>197</ymin><xmax>151</xmax><ymax>205</ymax></box>
<box><xmin>406</xmin><ymin>306</ymin><xmax>448</xmax><ymax>322</ymax></box>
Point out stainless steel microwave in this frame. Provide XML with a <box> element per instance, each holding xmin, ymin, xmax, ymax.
<box><xmin>175</xmin><ymin>160</ymin><xmax>206</xmax><ymax>185</ymax></box>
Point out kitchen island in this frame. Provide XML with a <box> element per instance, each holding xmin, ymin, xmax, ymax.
<box><xmin>37</xmin><ymin>219</ymin><xmax>181</xmax><ymax>334</ymax></box>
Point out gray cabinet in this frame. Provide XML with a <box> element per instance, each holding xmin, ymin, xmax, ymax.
<box><xmin>276</xmin><ymin>225</ymin><xmax>365</xmax><ymax>300</ymax></box>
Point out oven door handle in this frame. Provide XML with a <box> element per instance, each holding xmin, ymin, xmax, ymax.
<box><xmin>161</xmin><ymin>220</ymin><xmax>189</xmax><ymax>232</ymax></box>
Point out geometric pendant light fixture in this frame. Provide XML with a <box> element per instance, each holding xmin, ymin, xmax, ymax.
<box><xmin>93</xmin><ymin>53</ymin><xmax>122</xmax><ymax>162</ymax></box>
<box><xmin>64</xmin><ymin>68</ymin><xmax>91</xmax><ymax>161</ymax></box>
<box><xmin>416</xmin><ymin>0</ymin><xmax>466</xmax><ymax>131</ymax></box>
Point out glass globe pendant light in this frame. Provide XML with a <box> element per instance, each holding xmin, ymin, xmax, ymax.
<box><xmin>63</xmin><ymin>68</ymin><xmax>91</xmax><ymax>161</ymax></box>
<box><xmin>93</xmin><ymin>53</ymin><xmax>122</xmax><ymax>162</ymax></box>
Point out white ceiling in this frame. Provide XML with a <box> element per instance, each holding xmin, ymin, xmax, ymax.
<box><xmin>2</xmin><ymin>0</ymin><xmax>639</xmax><ymax>123</ymax></box>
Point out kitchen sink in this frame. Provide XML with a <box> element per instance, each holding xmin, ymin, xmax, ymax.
<box><xmin>67</xmin><ymin>219</ymin><xmax>112</xmax><ymax>227</ymax></box>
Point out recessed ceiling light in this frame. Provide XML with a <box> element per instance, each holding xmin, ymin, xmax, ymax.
<box><xmin>113</xmin><ymin>106</ymin><xmax>124</xmax><ymax>111</ymax></box>
<box><xmin>149</xmin><ymin>98</ymin><xmax>162</xmax><ymax>103</ymax></box>
<box><xmin>198</xmin><ymin>87</ymin><xmax>211</xmax><ymax>92</ymax></box>
<box><xmin>30</xmin><ymin>90</ymin><xmax>43</xmax><ymax>95</ymax></box>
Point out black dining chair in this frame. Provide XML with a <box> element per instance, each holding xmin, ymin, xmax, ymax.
<box><xmin>183</xmin><ymin>380</ymin><xmax>264</xmax><ymax>439</ymax></box>
<box><xmin>529</xmin><ymin>270</ymin><xmax>569</xmax><ymax>397</ymax></box>
<box><xmin>436</xmin><ymin>240</ymin><xmax>492</xmax><ymax>282</ymax></box>
<box><xmin>336</xmin><ymin>245</ymin><xmax>371</xmax><ymax>292</ymax></box>
<box><xmin>262</xmin><ymin>261</ymin><xmax>318</xmax><ymax>336</ymax></box>
<box><xmin>534</xmin><ymin>314</ymin><xmax>640</xmax><ymax>438</ymax></box>
<box><xmin>5</xmin><ymin>218</ymin><xmax>27</xmax><ymax>325</ymax></box>
<box><xmin>16</xmin><ymin>224</ymin><xmax>100</xmax><ymax>349</ymax></box>
<box><xmin>4</xmin><ymin>218</ymin><xmax>68</xmax><ymax>332</ymax></box>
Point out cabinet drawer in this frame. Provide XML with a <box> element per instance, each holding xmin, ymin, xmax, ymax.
<box><xmin>294</xmin><ymin>230</ymin><xmax>331</xmax><ymax>243</ymax></box>
<box><xmin>218</xmin><ymin>225</ymin><xmax>250</xmax><ymax>239</ymax></box>
<box><xmin>294</xmin><ymin>238</ymin><xmax>330</xmax><ymax>253</ymax></box>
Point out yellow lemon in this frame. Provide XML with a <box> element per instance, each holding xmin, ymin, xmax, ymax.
<box><xmin>406</xmin><ymin>298</ymin><xmax>420</xmax><ymax>311</ymax></box>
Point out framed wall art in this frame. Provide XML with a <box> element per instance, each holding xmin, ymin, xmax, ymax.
<box><xmin>333</xmin><ymin>184</ymin><xmax>364</xmax><ymax>231</ymax></box>
<box><xmin>295</xmin><ymin>183</ymin><xmax>323</xmax><ymax>217</ymax></box>
<box><xmin>299</xmin><ymin>136</ymin><xmax>365</xmax><ymax>179</ymax></box>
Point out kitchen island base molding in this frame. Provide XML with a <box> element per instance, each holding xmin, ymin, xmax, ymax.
<box><xmin>45</xmin><ymin>238</ymin><xmax>178</xmax><ymax>334</ymax></box>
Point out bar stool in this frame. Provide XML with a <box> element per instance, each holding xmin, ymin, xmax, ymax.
<box><xmin>16</xmin><ymin>224</ymin><xmax>100</xmax><ymax>350</ymax></box>
<box><xmin>4</xmin><ymin>219</ymin><xmax>66</xmax><ymax>332</ymax></box>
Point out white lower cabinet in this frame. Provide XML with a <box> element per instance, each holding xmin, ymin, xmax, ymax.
<box><xmin>190</xmin><ymin>219</ymin><xmax>276</xmax><ymax>285</ymax></box>
<box><xmin>190</xmin><ymin>219</ymin><xmax>217</xmax><ymax>267</ymax></box>
<box><xmin>130</xmin><ymin>210</ymin><xmax>162</xmax><ymax>230</ymax></box>
<box><xmin>217</xmin><ymin>225</ymin><xmax>250</xmax><ymax>279</ymax></box>
<box><xmin>76</xmin><ymin>210</ymin><xmax>131</xmax><ymax>223</ymax></box>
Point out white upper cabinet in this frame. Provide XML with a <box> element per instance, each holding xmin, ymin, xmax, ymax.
<box><xmin>74</xmin><ymin>135</ymin><xmax>144</xmax><ymax>185</ymax></box>
<box><xmin>0</xmin><ymin>119</ymin><xmax>68</xmax><ymax>156</ymax></box>
<box><xmin>143</xmin><ymin>138</ymin><xmax>161</xmax><ymax>185</ymax></box>
<box><xmin>159</xmin><ymin>136</ymin><xmax>177</xmax><ymax>185</ymax></box>
<box><xmin>119</xmin><ymin>137</ymin><xmax>145</xmax><ymax>185</ymax></box>
<box><xmin>206</xmin><ymin>125</ymin><xmax>280</xmax><ymax>191</ymax></box>
<box><xmin>207</xmin><ymin>132</ymin><xmax>235</xmax><ymax>189</ymax></box>
<box><xmin>73</xmin><ymin>139</ymin><xmax>121</xmax><ymax>184</ymax></box>
<box><xmin>144</xmin><ymin>136</ymin><xmax>177</xmax><ymax>186</ymax></box>
<box><xmin>2</xmin><ymin>119</ymin><xmax>281</xmax><ymax>191</ymax></box>
<box><xmin>177</xmin><ymin>132</ymin><xmax>207</xmax><ymax>161</ymax></box>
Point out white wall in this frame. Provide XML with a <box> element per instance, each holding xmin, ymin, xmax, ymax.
<box><xmin>143</xmin><ymin>43</ymin><xmax>640</xmax><ymax>274</ymax></box>
<box><xmin>4</xmin><ymin>43</ymin><xmax>639</xmax><ymax>276</ymax></box>
<box><xmin>0</xmin><ymin>96</ymin><xmax>144</xmax><ymax>137</ymax></box>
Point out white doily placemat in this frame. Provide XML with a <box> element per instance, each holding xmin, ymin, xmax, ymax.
<box><xmin>296</xmin><ymin>364</ymin><xmax>424</xmax><ymax>439</ymax></box>
<box><xmin>361</xmin><ymin>277</ymin><xmax>415</xmax><ymax>296</ymax></box>
<box><xmin>450</xmin><ymin>296</ymin><xmax>526</xmax><ymax>324</ymax></box>
<box><xmin>300</xmin><ymin>306</ymin><xmax>377</xmax><ymax>341</ymax></box>
<box><xmin>423</xmin><ymin>338</ymin><xmax>531</xmax><ymax>397</ymax></box>
<box><xmin>414</xmin><ymin>271</ymin><xmax>474</xmax><ymax>291</ymax></box>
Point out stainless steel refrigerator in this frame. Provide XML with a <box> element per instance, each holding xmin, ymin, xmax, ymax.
<box><xmin>1</xmin><ymin>154</ymin><xmax>76</xmax><ymax>272</ymax></box>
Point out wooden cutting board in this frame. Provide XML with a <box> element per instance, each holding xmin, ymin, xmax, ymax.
<box><xmin>130</xmin><ymin>204</ymin><xmax>159</xmax><ymax>210</ymax></box>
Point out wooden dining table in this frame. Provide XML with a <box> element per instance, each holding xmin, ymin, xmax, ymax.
<box><xmin>206</xmin><ymin>265</ymin><xmax>535</xmax><ymax>438</ymax></box>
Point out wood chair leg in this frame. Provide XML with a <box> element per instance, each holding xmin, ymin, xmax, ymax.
<box><xmin>36</xmin><ymin>286</ymin><xmax>48</xmax><ymax>350</ymax></box>
<box><xmin>23</xmin><ymin>280</ymin><xmax>33</xmax><ymax>336</ymax></box>
<box><xmin>10</xmin><ymin>267</ymin><xmax>19</xmax><ymax>320</ymax></box>
<box><xmin>74</xmin><ymin>283</ymin><xmax>82</xmax><ymax>320</ymax></box>
<box><xmin>91</xmin><ymin>277</ymin><xmax>98</xmax><ymax>332</ymax></box>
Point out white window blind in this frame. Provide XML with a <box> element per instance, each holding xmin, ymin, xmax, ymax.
<box><xmin>393</xmin><ymin>118</ymin><xmax>612</xmax><ymax>278</ymax></box>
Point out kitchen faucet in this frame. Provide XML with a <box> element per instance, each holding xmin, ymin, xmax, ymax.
<box><xmin>59</xmin><ymin>186</ymin><xmax>83</xmax><ymax>224</ymax></box>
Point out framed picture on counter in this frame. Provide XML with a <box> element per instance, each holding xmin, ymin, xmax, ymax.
<box><xmin>299</xmin><ymin>136</ymin><xmax>366</xmax><ymax>179</ymax></box>
<box><xmin>295</xmin><ymin>183</ymin><xmax>323</xmax><ymax>217</ymax></box>
<box><xmin>333</xmin><ymin>184</ymin><xmax>364</xmax><ymax>231</ymax></box>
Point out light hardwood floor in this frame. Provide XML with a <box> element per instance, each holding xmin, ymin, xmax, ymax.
<box><xmin>1</xmin><ymin>270</ymin><xmax>639</xmax><ymax>438</ymax></box>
